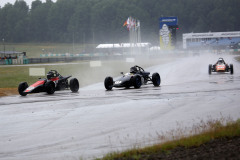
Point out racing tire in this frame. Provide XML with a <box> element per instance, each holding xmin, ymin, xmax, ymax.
<box><xmin>230</xmin><ymin>64</ymin><xmax>234</xmax><ymax>74</ymax></box>
<box><xmin>133</xmin><ymin>75</ymin><xmax>142</xmax><ymax>89</ymax></box>
<box><xmin>208</xmin><ymin>64</ymin><xmax>212</xmax><ymax>75</ymax></box>
<box><xmin>18</xmin><ymin>82</ymin><xmax>28</xmax><ymax>96</ymax></box>
<box><xmin>45</xmin><ymin>81</ymin><xmax>55</xmax><ymax>94</ymax></box>
<box><xmin>104</xmin><ymin>77</ymin><xmax>113</xmax><ymax>90</ymax></box>
<box><xmin>152</xmin><ymin>72</ymin><xmax>161</xmax><ymax>87</ymax></box>
<box><xmin>70</xmin><ymin>78</ymin><xmax>79</xmax><ymax>93</ymax></box>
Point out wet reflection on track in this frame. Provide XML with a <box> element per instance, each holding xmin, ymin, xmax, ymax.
<box><xmin>0</xmin><ymin>54</ymin><xmax>240</xmax><ymax>160</ymax></box>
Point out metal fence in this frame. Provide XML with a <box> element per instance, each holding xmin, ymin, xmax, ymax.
<box><xmin>0</xmin><ymin>55</ymin><xmax>126</xmax><ymax>65</ymax></box>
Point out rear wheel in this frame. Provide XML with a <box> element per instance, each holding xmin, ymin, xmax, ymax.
<box><xmin>133</xmin><ymin>75</ymin><xmax>141</xmax><ymax>89</ymax></box>
<box><xmin>104</xmin><ymin>77</ymin><xmax>113</xmax><ymax>90</ymax></box>
<box><xmin>70</xmin><ymin>78</ymin><xmax>79</xmax><ymax>92</ymax></box>
<box><xmin>18</xmin><ymin>82</ymin><xmax>28</xmax><ymax>96</ymax></box>
<box><xmin>45</xmin><ymin>81</ymin><xmax>55</xmax><ymax>94</ymax></box>
<box><xmin>208</xmin><ymin>64</ymin><xmax>212</xmax><ymax>75</ymax></box>
<box><xmin>152</xmin><ymin>73</ymin><xmax>161</xmax><ymax>86</ymax></box>
<box><xmin>230</xmin><ymin>64</ymin><xmax>234</xmax><ymax>74</ymax></box>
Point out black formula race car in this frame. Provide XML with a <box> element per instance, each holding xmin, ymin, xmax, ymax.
<box><xmin>209</xmin><ymin>58</ymin><xmax>233</xmax><ymax>75</ymax></box>
<box><xmin>104</xmin><ymin>65</ymin><xmax>161</xmax><ymax>90</ymax></box>
<box><xmin>18</xmin><ymin>70</ymin><xmax>79</xmax><ymax>96</ymax></box>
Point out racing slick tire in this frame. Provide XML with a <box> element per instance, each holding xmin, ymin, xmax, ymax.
<box><xmin>104</xmin><ymin>76</ymin><xmax>113</xmax><ymax>90</ymax></box>
<box><xmin>230</xmin><ymin>64</ymin><xmax>234</xmax><ymax>74</ymax></box>
<box><xmin>133</xmin><ymin>75</ymin><xmax>142</xmax><ymax>89</ymax></box>
<box><xmin>45</xmin><ymin>81</ymin><xmax>55</xmax><ymax>94</ymax></box>
<box><xmin>70</xmin><ymin>78</ymin><xmax>79</xmax><ymax>93</ymax></box>
<box><xmin>208</xmin><ymin>64</ymin><xmax>212</xmax><ymax>75</ymax></box>
<box><xmin>18</xmin><ymin>82</ymin><xmax>28</xmax><ymax>96</ymax></box>
<box><xmin>152</xmin><ymin>73</ymin><xmax>161</xmax><ymax>86</ymax></box>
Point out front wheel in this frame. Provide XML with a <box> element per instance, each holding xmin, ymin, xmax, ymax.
<box><xmin>152</xmin><ymin>73</ymin><xmax>161</xmax><ymax>86</ymax></box>
<box><xmin>18</xmin><ymin>82</ymin><xmax>28</xmax><ymax>96</ymax></box>
<box><xmin>45</xmin><ymin>81</ymin><xmax>55</xmax><ymax>94</ymax></box>
<box><xmin>230</xmin><ymin>64</ymin><xmax>234</xmax><ymax>74</ymax></box>
<box><xmin>208</xmin><ymin>64</ymin><xmax>212</xmax><ymax>75</ymax></box>
<box><xmin>70</xmin><ymin>78</ymin><xmax>79</xmax><ymax>92</ymax></box>
<box><xmin>133</xmin><ymin>75</ymin><xmax>142</xmax><ymax>89</ymax></box>
<box><xmin>104</xmin><ymin>77</ymin><xmax>113</xmax><ymax>90</ymax></box>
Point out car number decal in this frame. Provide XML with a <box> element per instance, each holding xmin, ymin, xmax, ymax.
<box><xmin>115</xmin><ymin>81</ymin><xmax>121</xmax><ymax>84</ymax></box>
<box><xmin>26</xmin><ymin>86</ymin><xmax>34</xmax><ymax>91</ymax></box>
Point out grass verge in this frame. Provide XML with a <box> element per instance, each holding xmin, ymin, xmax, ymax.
<box><xmin>235</xmin><ymin>56</ymin><xmax>240</xmax><ymax>62</ymax></box>
<box><xmin>97</xmin><ymin>118</ymin><xmax>240</xmax><ymax>160</ymax></box>
<box><xmin>0</xmin><ymin>88</ymin><xmax>18</xmax><ymax>97</ymax></box>
<box><xmin>2</xmin><ymin>43</ymin><xmax>90</xmax><ymax>58</ymax></box>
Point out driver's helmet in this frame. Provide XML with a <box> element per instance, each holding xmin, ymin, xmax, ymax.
<box><xmin>47</xmin><ymin>71</ymin><xmax>54</xmax><ymax>79</ymax></box>
<box><xmin>218</xmin><ymin>58</ymin><xmax>224</xmax><ymax>63</ymax></box>
<box><xmin>130</xmin><ymin>66</ymin><xmax>137</xmax><ymax>73</ymax></box>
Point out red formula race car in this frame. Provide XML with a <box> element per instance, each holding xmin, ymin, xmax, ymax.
<box><xmin>208</xmin><ymin>58</ymin><xmax>233</xmax><ymax>75</ymax></box>
<box><xmin>18</xmin><ymin>70</ymin><xmax>79</xmax><ymax>96</ymax></box>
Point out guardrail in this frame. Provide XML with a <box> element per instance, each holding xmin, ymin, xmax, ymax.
<box><xmin>29</xmin><ymin>55</ymin><xmax>125</xmax><ymax>64</ymax></box>
<box><xmin>1</xmin><ymin>49</ymin><xmax>239</xmax><ymax>65</ymax></box>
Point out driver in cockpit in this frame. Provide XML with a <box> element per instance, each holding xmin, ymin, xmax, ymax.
<box><xmin>46</xmin><ymin>71</ymin><xmax>55</xmax><ymax>80</ymax></box>
<box><xmin>216</xmin><ymin>58</ymin><xmax>226</xmax><ymax>65</ymax></box>
<box><xmin>130</xmin><ymin>66</ymin><xmax>138</xmax><ymax>74</ymax></box>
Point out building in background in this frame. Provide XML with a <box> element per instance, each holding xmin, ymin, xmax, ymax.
<box><xmin>96</xmin><ymin>43</ymin><xmax>151</xmax><ymax>55</ymax></box>
<box><xmin>183</xmin><ymin>31</ymin><xmax>240</xmax><ymax>50</ymax></box>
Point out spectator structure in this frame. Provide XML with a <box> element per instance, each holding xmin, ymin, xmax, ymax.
<box><xmin>0</xmin><ymin>51</ymin><xmax>28</xmax><ymax>65</ymax></box>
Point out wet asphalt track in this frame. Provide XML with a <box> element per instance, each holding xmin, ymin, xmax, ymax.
<box><xmin>0</xmin><ymin>54</ymin><xmax>240</xmax><ymax>160</ymax></box>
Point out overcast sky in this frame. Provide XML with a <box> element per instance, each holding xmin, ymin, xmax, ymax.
<box><xmin>0</xmin><ymin>0</ymin><xmax>56</xmax><ymax>8</ymax></box>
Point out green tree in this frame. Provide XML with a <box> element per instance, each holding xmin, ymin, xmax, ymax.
<box><xmin>0</xmin><ymin>0</ymin><xmax>240</xmax><ymax>44</ymax></box>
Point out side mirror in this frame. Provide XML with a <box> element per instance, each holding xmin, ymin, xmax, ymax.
<box><xmin>120</xmin><ymin>72</ymin><xmax>124</xmax><ymax>75</ymax></box>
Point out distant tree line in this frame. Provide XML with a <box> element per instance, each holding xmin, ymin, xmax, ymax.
<box><xmin>0</xmin><ymin>0</ymin><xmax>239</xmax><ymax>44</ymax></box>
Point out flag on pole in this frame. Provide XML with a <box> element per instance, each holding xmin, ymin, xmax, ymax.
<box><xmin>123</xmin><ymin>17</ymin><xmax>139</xmax><ymax>31</ymax></box>
<box><xmin>123</xmin><ymin>19</ymin><xmax>128</xmax><ymax>26</ymax></box>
